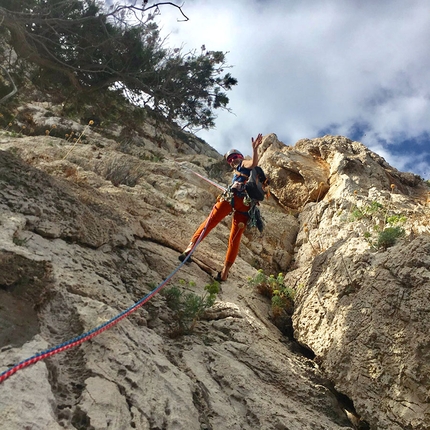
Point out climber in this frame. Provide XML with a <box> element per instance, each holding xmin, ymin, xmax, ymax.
<box><xmin>178</xmin><ymin>133</ymin><xmax>263</xmax><ymax>282</ymax></box>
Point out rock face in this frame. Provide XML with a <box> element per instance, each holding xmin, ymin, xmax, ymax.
<box><xmin>0</xmin><ymin>105</ymin><xmax>429</xmax><ymax>430</ymax></box>
<box><xmin>262</xmin><ymin>135</ymin><xmax>430</xmax><ymax>429</ymax></box>
<box><xmin>259</xmin><ymin>134</ymin><xmax>427</xmax><ymax>210</ymax></box>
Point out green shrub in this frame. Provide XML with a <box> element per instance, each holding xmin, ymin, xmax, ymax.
<box><xmin>162</xmin><ymin>279</ymin><xmax>219</xmax><ymax>336</ymax></box>
<box><xmin>349</xmin><ymin>207</ymin><xmax>365</xmax><ymax>221</ymax></box>
<box><xmin>271</xmin><ymin>285</ymin><xmax>296</xmax><ymax>317</ymax></box>
<box><xmin>367</xmin><ymin>201</ymin><xmax>384</xmax><ymax>213</ymax></box>
<box><xmin>349</xmin><ymin>201</ymin><xmax>384</xmax><ymax>222</ymax></box>
<box><xmin>248</xmin><ymin>270</ymin><xmax>284</xmax><ymax>298</ymax></box>
<box><xmin>95</xmin><ymin>157</ymin><xmax>145</xmax><ymax>187</ymax></box>
<box><xmin>347</xmin><ymin>197</ymin><xmax>408</xmax><ymax>250</ymax></box>
<box><xmin>248</xmin><ymin>269</ymin><xmax>269</xmax><ymax>294</ymax></box>
<box><xmin>376</xmin><ymin>226</ymin><xmax>405</xmax><ymax>250</ymax></box>
<box><xmin>386</xmin><ymin>214</ymin><xmax>407</xmax><ymax>225</ymax></box>
<box><xmin>248</xmin><ymin>270</ymin><xmax>296</xmax><ymax>316</ymax></box>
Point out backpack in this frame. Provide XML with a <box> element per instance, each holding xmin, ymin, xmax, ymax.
<box><xmin>245</xmin><ymin>166</ymin><xmax>270</xmax><ymax>201</ymax></box>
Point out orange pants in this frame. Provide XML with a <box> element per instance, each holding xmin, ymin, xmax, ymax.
<box><xmin>190</xmin><ymin>194</ymin><xmax>250</xmax><ymax>264</ymax></box>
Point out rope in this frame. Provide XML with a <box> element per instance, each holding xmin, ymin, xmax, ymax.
<box><xmin>191</xmin><ymin>170</ymin><xmax>226</xmax><ymax>191</ymax></box>
<box><xmin>0</xmin><ymin>205</ymin><xmax>218</xmax><ymax>385</ymax></box>
<box><xmin>176</xmin><ymin>162</ymin><xmax>226</xmax><ymax>192</ymax></box>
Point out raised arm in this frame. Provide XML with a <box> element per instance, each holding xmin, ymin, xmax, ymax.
<box><xmin>242</xmin><ymin>133</ymin><xmax>263</xmax><ymax>169</ymax></box>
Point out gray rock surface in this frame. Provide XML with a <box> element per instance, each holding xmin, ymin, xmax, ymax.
<box><xmin>1</xmin><ymin>108</ymin><xmax>429</xmax><ymax>429</ymax></box>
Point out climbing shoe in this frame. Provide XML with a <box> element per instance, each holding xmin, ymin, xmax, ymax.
<box><xmin>214</xmin><ymin>271</ymin><xmax>226</xmax><ymax>283</ymax></box>
<box><xmin>178</xmin><ymin>252</ymin><xmax>193</xmax><ymax>264</ymax></box>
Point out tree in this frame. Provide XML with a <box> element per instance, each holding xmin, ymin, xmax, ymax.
<box><xmin>0</xmin><ymin>0</ymin><xmax>237</xmax><ymax>130</ymax></box>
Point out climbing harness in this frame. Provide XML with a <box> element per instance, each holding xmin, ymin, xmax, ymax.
<box><xmin>0</xmin><ymin>205</ymin><xmax>217</xmax><ymax>385</ymax></box>
<box><xmin>188</xmin><ymin>164</ymin><xmax>268</xmax><ymax>233</ymax></box>
<box><xmin>176</xmin><ymin>160</ymin><xmax>270</xmax><ymax>232</ymax></box>
<box><xmin>218</xmin><ymin>185</ymin><xmax>234</xmax><ymax>203</ymax></box>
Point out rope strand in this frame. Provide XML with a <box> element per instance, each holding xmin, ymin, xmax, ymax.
<box><xmin>0</xmin><ymin>205</ymin><xmax>218</xmax><ymax>385</ymax></box>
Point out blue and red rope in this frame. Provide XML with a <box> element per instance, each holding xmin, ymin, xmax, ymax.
<box><xmin>0</xmin><ymin>204</ymin><xmax>217</xmax><ymax>384</ymax></box>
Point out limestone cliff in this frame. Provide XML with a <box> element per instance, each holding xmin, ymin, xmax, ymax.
<box><xmin>0</xmin><ymin>103</ymin><xmax>429</xmax><ymax>430</ymax></box>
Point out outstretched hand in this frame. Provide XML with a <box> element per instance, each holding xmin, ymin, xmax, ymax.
<box><xmin>251</xmin><ymin>133</ymin><xmax>263</xmax><ymax>150</ymax></box>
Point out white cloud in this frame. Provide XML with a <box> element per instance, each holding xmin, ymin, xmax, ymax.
<box><xmin>155</xmin><ymin>0</ymin><xmax>430</xmax><ymax>178</ymax></box>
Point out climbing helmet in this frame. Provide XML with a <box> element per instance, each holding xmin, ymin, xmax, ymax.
<box><xmin>225</xmin><ymin>149</ymin><xmax>244</xmax><ymax>163</ymax></box>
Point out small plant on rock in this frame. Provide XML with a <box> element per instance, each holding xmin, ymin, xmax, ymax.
<box><xmin>271</xmin><ymin>283</ymin><xmax>296</xmax><ymax>317</ymax></box>
<box><xmin>248</xmin><ymin>271</ymin><xmax>296</xmax><ymax>317</ymax></box>
<box><xmin>349</xmin><ymin>201</ymin><xmax>384</xmax><ymax>222</ymax></box>
<box><xmin>162</xmin><ymin>279</ymin><xmax>219</xmax><ymax>336</ymax></box>
<box><xmin>62</xmin><ymin>120</ymin><xmax>94</xmax><ymax>160</ymax></box>
<box><xmin>248</xmin><ymin>270</ymin><xmax>285</xmax><ymax>298</ymax></box>
<box><xmin>376</xmin><ymin>226</ymin><xmax>405</xmax><ymax>250</ymax></box>
<box><xmin>386</xmin><ymin>214</ymin><xmax>407</xmax><ymax>226</ymax></box>
<box><xmin>247</xmin><ymin>269</ymin><xmax>269</xmax><ymax>296</ymax></box>
<box><xmin>349</xmin><ymin>206</ymin><xmax>365</xmax><ymax>221</ymax></box>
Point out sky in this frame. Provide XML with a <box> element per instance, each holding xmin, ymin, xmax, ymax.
<box><xmin>153</xmin><ymin>0</ymin><xmax>430</xmax><ymax>179</ymax></box>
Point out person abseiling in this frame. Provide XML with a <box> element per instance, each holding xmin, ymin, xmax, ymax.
<box><xmin>179</xmin><ymin>133</ymin><xmax>263</xmax><ymax>282</ymax></box>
